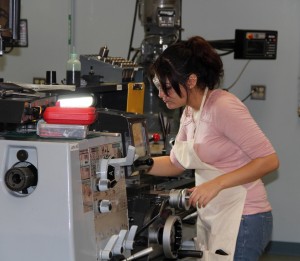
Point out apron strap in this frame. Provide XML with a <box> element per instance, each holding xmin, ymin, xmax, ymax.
<box><xmin>193</xmin><ymin>87</ymin><xmax>208</xmax><ymax>141</ymax></box>
<box><xmin>199</xmin><ymin>87</ymin><xmax>209</xmax><ymax>117</ymax></box>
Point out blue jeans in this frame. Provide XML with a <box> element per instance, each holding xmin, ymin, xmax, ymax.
<box><xmin>234</xmin><ymin>211</ymin><xmax>273</xmax><ymax>261</ymax></box>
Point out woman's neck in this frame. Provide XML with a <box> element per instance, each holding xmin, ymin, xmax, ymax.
<box><xmin>188</xmin><ymin>88</ymin><xmax>209</xmax><ymax>111</ymax></box>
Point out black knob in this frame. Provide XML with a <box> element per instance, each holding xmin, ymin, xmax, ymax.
<box><xmin>134</xmin><ymin>156</ymin><xmax>154</xmax><ymax>167</ymax></box>
<box><xmin>16</xmin><ymin>150</ymin><xmax>28</xmax><ymax>162</ymax></box>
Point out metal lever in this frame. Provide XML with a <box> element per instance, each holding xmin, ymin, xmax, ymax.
<box><xmin>109</xmin><ymin>145</ymin><xmax>137</xmax><ymax>166</ymax></box>
<box><xmin>124</xmin><ymin>225</ymin><xmax>138</xmax><ymax>250</ymax></box>
<box><xmin>96</xmin><ymin>146</ymin><xmax>137</xmax><ymax>191</ymax></box>
<box><xmin>99</xmin><ymin>235</ymin><xmax>119</xmax><ymax>260</ymax></box>
<box><xmin>121</xmin><ymin>247</ymin><xmax>153</xmax><ymax>261</ymax></box>
<box><xmin>177</xmin><ymin>249</ymin><xmax>203</xmax><ymax>259</ymax></box>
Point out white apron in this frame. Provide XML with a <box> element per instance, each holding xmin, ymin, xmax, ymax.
<box><xmin>173</xmin><ymin>88</ymin><xmax>247</xmax><ymax>261</ymax></box>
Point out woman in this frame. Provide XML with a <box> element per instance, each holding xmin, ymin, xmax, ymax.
<box><xmin>147</xmin><ymin>36</ymin><xmax>279</xmax><ymax>261</ymax></box>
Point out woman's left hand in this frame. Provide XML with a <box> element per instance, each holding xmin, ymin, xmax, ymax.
<box><xmin>188</xmin><ymin>180</ymin><xmax>222</xmax><ymax>208</ymax></box>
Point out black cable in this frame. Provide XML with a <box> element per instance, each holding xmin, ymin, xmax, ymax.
<box><xmin>127</xmin><ymin>0</ymin><xmax>139</xmax><ymax>60</ymax></box>
<box><xmin>209</xmin><ymin>39</ymin><xmax>235</xmax><ymax>57</ymax></box>
<box><xmin>218</xmin><ymin>50</ymin><xmax>234</xmax><ymax>56</ymax></box>
<box><xmin>4</xmin><ymin>46</ymin><xmax>14</xmax><ymax>54</ymax></box>
<box><xmin>209</xmin><ymin>39</ymin><xmax>235</xmax><ymax>50</ymax></box>
<box><xmin>225</xmin><ymin>60</ymin><xmax>251</xmax><ymax>91</ymax></box>
<box><xmin>131</xmin><ymin>48</ymin><xmax>141</xmax><ymax>63</ymax></box>
<box><xmin>241</xmin><ymin>91</ymin><xmax>254</xmax><ymax>102</ymax></box>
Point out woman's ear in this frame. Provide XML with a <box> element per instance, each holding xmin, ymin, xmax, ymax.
<box><xmin>188</xmin><ymin>74</ymin><xmax>197</xmax><ymax>89</ymax></box>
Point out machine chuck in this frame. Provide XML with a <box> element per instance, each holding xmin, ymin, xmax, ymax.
<box><xmin>5</xmin><ymin>162</ymin><xmax>38</xmax><ymax>194</ymax></box>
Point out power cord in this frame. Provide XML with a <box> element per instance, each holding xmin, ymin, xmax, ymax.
<box><xmin>241</xmin><ymin>86</ymin><xmax>257</xmax><ymax>102</ymax></box>
<box><xmin>225</xmin><ymin>60</ymin><xmax>251</xmax><ymax>91</ymax></box>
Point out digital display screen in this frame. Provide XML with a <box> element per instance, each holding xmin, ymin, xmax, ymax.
<box><xmin>246</xmin><ymin>41</ymin><xmax>265</xmax><ymax>55</ymax></box>
<box><xmin>234</xmin><ymin>29</ymin><xmax>277</xmax><ymax>60</ymax></box>
<box><xmin>131</xmin><ymin>122</ymin><xmax>147</xmax><ymax>157</ymax></box>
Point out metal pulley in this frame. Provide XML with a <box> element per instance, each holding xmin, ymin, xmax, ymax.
<box><xmin>162</xmin><ymin>215</ymin><xmax>182</xmax><ymax>259</ymax></box>
<box><xmin>169</xmin><ymin>188</ymin><xmax>191</xmax><ymax>211</ymax></box>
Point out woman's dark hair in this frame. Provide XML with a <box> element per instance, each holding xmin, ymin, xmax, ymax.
<box><xmin>149</xmin><ymin>36</ymin><xmax>224</xmax><ymax>97</ymax></box>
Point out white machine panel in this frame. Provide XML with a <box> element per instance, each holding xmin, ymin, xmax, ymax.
<box><xmin>0</xmin><ymin>133</ymin><xmax>129</xmax><ymax>261</ymax></box>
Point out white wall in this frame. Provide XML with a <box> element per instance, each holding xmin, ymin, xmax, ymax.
<box><xmin>1</xmin><ymin>0</ymin><xmax>300</xmax><ymax>244</ymax></box>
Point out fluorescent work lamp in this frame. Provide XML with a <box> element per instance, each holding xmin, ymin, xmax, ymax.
<box><xmin>56</xmin><ymin>94</ymin><xmax>95</xmax><ymax>108</ymax></box>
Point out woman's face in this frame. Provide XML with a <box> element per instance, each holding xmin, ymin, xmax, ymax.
<box><xmin>155</xmin><ymin>79</ymin><xmax>188</xmax><ymax>109</ymax></box>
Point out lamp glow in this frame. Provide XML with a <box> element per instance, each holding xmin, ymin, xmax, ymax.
<box><xmin>57</xmin><ymin>94</ymin><xmax>95</xmax><ymax>108</ymax></box>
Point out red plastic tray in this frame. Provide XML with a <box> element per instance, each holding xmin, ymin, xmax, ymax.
<box><xmin>43</xmin><ymin>106</ymin><xmax>97</xmax><ymax>125</ymax></box>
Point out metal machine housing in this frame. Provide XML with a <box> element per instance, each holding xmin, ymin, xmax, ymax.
<box><xmin>0</xmin><ymin>133</ymin><xmax>130</xmax><ymax>261</ymax></box>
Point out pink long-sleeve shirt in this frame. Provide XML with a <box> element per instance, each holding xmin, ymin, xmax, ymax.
<box><xmin>170</xmin><ymin>89</ymin><xmax>275</xmax><ymax>215</ymax></box>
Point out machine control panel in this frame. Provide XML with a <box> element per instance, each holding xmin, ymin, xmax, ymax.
<box><xmin>234</xmin><ymin>29</ymin><xmax>278</xmax><ymax>59</ymax></box>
